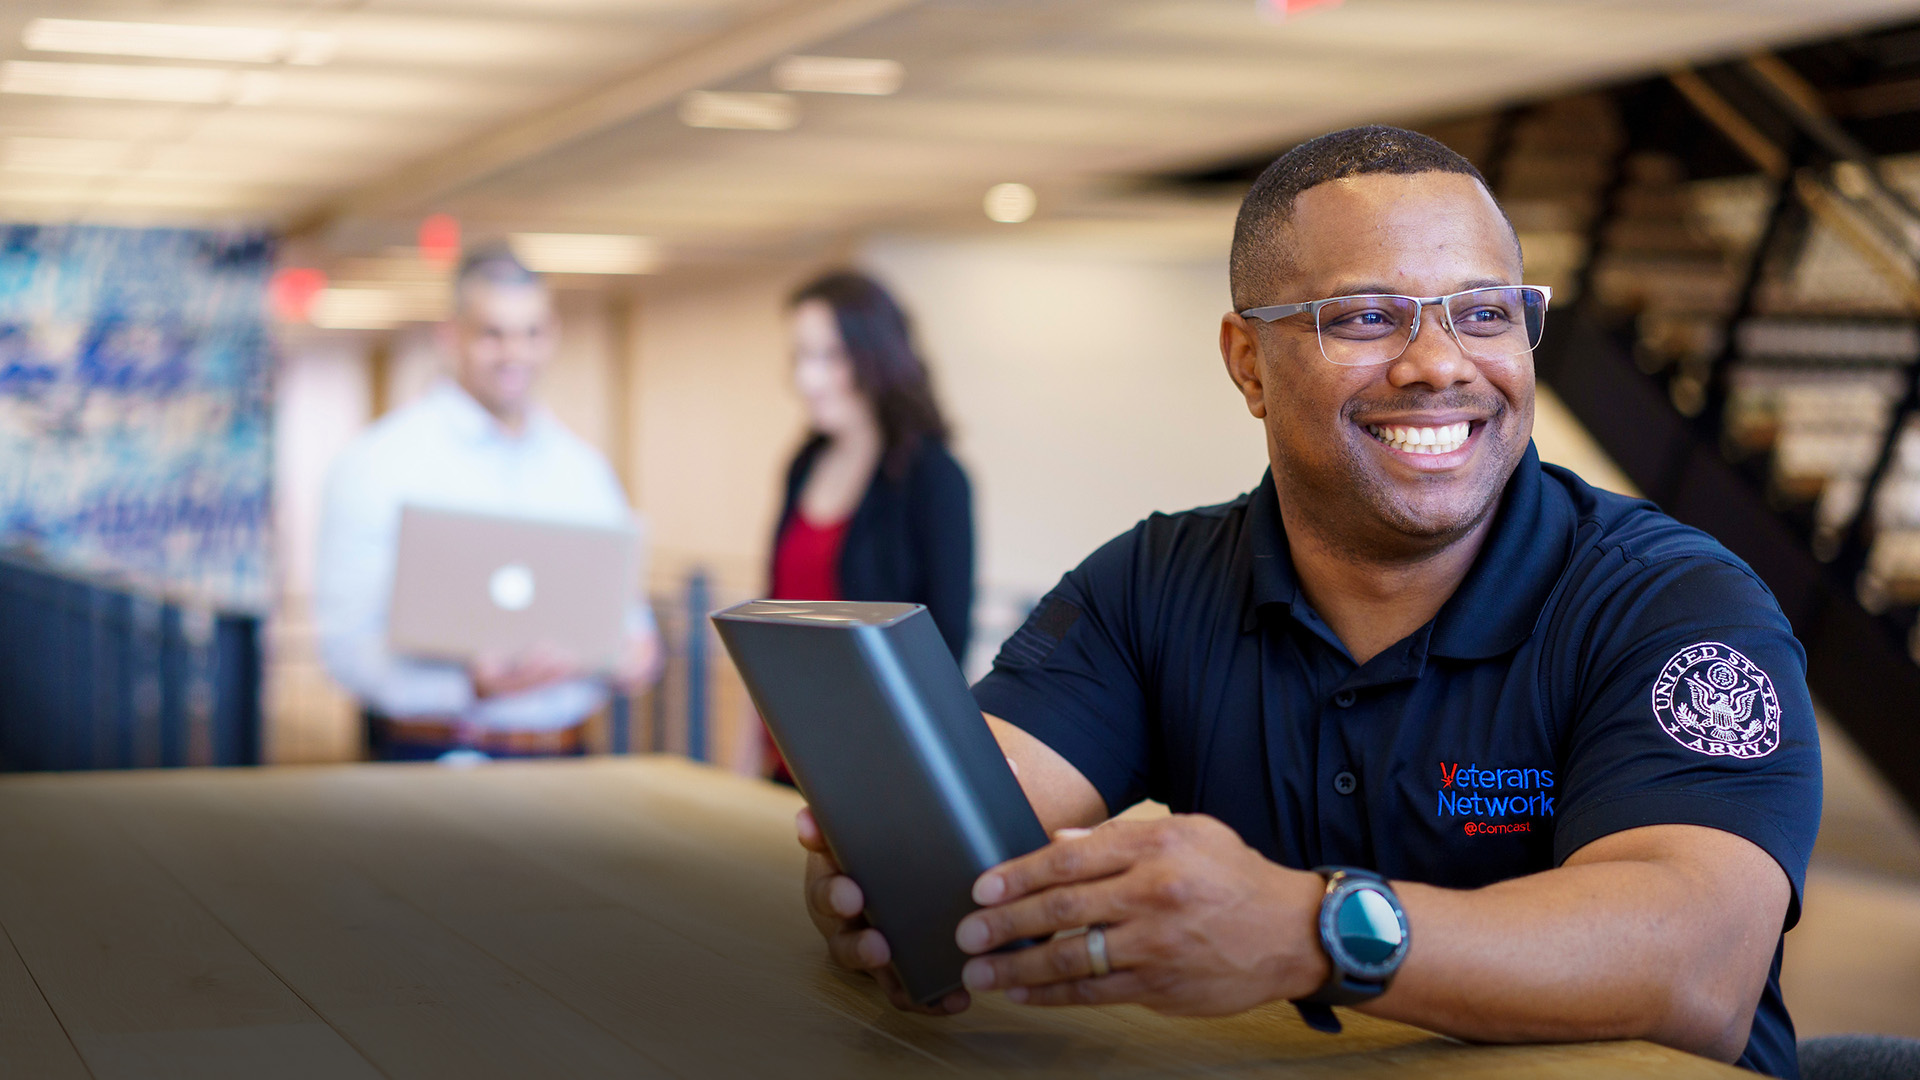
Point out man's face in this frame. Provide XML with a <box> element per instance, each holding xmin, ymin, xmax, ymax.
<box><xmin>1228</xmin><ymin>171</ymin><xmax>1534</xmax><ymax>555</ymax></box>
<box><xmin>451</xmin><ymin>281</ymin><xmax>555</xmax><ymax>420</ymax></box>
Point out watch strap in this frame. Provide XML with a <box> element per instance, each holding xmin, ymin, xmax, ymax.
<box><xmin>1290</xmin><ymin>866</ymin><xmax>1400</xmax><ymax>1035</ymax></box>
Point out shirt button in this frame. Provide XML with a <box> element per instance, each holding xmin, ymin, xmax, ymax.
<box><xmin>1333</xmin><ymin>771</ymin><xmax>1358</xmax><ymax>796</ymax></box>
<box><xmin>1333</xmin><ymin>690</ymin><xmax>1357</xmax><ymax>708</ymax></box>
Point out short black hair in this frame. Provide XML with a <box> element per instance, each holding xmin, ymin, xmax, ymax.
<box><xmin>454</xmin><ymin>244</ymin><xmax>541</xmax><ymax>315</ymax></box>
<box><xmin>1228</xmin><ymin>125</ymin><xmax>1511</xmax><ymax>310</ymax></box>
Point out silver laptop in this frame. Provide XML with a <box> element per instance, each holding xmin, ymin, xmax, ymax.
<box><xmin>387</xmin><ymin>504</ymin><xmax>638</xmax><ymax>670</ymax></box>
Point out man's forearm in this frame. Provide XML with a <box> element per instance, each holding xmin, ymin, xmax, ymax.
<box><xmin>1361</xmin><ymin>828</ymin><xmax>1786</xmax><ymax>1062</ymax></box>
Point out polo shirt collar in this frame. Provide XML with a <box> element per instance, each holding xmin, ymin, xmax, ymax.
<box><xmin>1428</xmin><ymin>442</ymin><xmax>1574</xmax><ymax>659</ymax></box>
<box><xmin>1241</xmin><ymin>467</ymin><xmax>1299</xmax><ymax>631</ymax></box>
<box><xmin>1240</xmin><ymin>441</ymin><xmax>1575</xmax><ymax>661</ymax></box>
<box><xmin>431</xmin><ymin>379</ymin><xmax>555</xmax><ymax>445</ymax></box>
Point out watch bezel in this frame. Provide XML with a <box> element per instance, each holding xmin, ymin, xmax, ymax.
<box><xmin>1317</xmin><ymin>875</ymin><xmax>1410</xmax><ymax>982</ymax></box>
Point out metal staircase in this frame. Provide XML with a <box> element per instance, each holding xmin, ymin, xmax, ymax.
<box><xmin>1509</xmin><ymin>31</ymin><xmax>1920</xmax><ymax>812</ymax></box>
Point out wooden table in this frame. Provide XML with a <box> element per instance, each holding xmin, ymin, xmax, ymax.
<box><xmin>0</xmin><ymin>757</ymin><xmax>1742</xmax><ymax>1078</ymax></box>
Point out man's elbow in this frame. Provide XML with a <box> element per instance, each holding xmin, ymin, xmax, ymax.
<box><xmin>1648</xmin><ymin>976</ymin><xmax>1757</xmax><ymax>1064</ymax></box>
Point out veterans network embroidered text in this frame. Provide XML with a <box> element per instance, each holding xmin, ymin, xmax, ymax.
<box><xmin>1436</xmin><ymin>762</ymin><xmax>1556</xmax><ymax>819</ymax></box>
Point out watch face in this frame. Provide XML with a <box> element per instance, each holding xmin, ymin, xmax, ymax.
<box><xmin>1326</xmin><ymin>881</ymin><xmax>1409</xmax><ymax>978</ymax></box>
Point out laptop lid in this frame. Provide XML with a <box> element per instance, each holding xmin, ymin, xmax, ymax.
<box><xmin>387</xmin><ymin>504</ymin><xmax>637</xmax><ymax>670</ymax></box>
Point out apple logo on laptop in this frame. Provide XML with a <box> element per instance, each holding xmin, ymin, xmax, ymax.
<box><xmin>488</xmin><ymin>563</ymin><xmax>536</xmax><ymax>612</ymax></box>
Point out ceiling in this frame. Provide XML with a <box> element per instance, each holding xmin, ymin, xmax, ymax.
<box><xmin>6</xmin><ymin>0</ymin><xmax>1920</xmax><ymax>277</ymax></box>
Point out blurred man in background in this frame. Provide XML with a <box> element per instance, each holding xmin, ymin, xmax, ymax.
<box><xmin>316</xmin><ymin>247</ymin><xmax>659</xmax><ymax>760</ymax></box>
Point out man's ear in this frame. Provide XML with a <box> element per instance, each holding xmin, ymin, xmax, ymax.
<box><xmin>1220</xmin><ymin>313</ymin><xmax>1267</xmax><ymax>420</ymax></box>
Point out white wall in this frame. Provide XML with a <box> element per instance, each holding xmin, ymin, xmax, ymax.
<box><xmin>274</xmin><ymin>337</ymin><xmax>372</xmax><ymax>600</ymax></box>
<box><xmin>860</xmin><ymin>236</ymin><xmax>1266</xmax><ymax>600</ymax></box>
<box><xmin>629</xmin><ymin>265</ymin><xmax>812</xmax><ymax>594</ymax></box>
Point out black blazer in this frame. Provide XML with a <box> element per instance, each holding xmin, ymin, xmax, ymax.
<box><xmin>774</xmin><ymin>436</ymin><xmax>974</xmax><ymax>660</ymax></box>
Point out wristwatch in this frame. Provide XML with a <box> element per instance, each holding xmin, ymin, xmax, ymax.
<box><xmin>1291</xmin><ymin>866</ymin><xmax>1409</xmax><ymax>1034</ymax></box>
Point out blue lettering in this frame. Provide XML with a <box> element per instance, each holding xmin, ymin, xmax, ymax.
<box><xmin>1433</xmin><ymin>763</ymin><xmax>1559</xmax><ymax>820</ymax></box>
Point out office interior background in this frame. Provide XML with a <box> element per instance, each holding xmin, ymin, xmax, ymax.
<box><xmin>2</xmin><ymin>0</ymin><xmax>1920</xmax><ymax>1048</ymax></box>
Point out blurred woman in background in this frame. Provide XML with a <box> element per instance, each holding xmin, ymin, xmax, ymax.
<box><xmin>762</xmin><ymin>270</ymin><xmax>973</xmax><ymax>782</ymax></box>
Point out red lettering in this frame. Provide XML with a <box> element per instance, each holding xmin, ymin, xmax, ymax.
<box><xmin>1439</xmin><ymin>762</ymin><xmax>1459</xmax><ymax>788</ymax></box>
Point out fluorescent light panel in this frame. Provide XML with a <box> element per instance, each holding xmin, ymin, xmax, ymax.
<box><xmin>23</xmin><ymin>19</ymin><xmax>337</xmax><ymax>66</ymax></box>
<box><xmin>773</xmin><ymin>55</ymin><xmax>903</xmax><ymax>95</ymax></box>
<box><xmin>510</xmin><ymin>233</ymin><xmax>662</xmax><ymax>275</ymax></box>
<box><xmin>310</xmin><ymin>288</ymin><xmax>404</xmax><ymax>330</ymax></box>
<box><xmin>0</xmin><ymin>61</ymin><xmax>279</xmax><ymax>104</ymax></box>
<box><xmin>679</xmin><ymin>91</ymin><xmax>798</xmax><ymax>131</ymax></box>
<box><xmin>3</xmin><ymin>136</ymin><xmax>132</xmax><ymax>173</ymax></box>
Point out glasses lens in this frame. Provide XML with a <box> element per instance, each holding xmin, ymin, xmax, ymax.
<box><xmin>1444</xmin><ymin>287</ymin><xmax>1547</xmax><ymax>357</ymax></box>
<box><xmin>1314</xmin><ymin>295</ymin><xmax>1419</xmax><ymax>367</ymax></box>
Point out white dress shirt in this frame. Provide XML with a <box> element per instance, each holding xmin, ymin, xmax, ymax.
<box><xmin>315</xmin><ymin>380</ymin><xmax>652</xmax><ymax>731</ymax></box>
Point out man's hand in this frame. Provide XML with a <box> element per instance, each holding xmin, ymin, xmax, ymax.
<box><xmin>468</xmin><ymin>644</ymin><xmax>580</xmax><ymax>699</ymax></box>
<box><xmin>796</xmin><ymin>807</ymin><xmax>971</xmax><ymax>1015</ymax></box>
<box><xmin>954</xmin><ymin>815</ymin><xmax>1330</xmax><ymax>1014</ymax></box>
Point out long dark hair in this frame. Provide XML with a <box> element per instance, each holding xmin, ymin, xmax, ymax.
<box><xmin>789</xmin><ymin>270</ymin><xmax>949</xmax><ymax>479</ymax></box>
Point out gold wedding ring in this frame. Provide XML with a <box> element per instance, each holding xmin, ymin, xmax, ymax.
<box><xmin>1085</xmin><ymin>924</ymin><xmax>1112</xmax><ymax>978</ymax></box>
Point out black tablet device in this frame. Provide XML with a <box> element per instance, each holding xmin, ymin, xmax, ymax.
<box><xmin>711</xmin><ymin>600</ymin><xmax>1049</xmax><ymax>1005</ymax></box>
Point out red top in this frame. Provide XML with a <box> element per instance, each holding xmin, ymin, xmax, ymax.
<box><xmin>764</xmin><ymin>513</ymin><xmax>850</xmax><ymax>783</ymax></box>
<box><xmin>771</xmin><ymin>513</ymin><xmax>849</xmax><ymax>601</ymax></box>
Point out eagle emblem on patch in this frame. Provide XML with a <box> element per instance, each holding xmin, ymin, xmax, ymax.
<box><xmin>1649</xmin><ymin>642</ymin><xmax>1781</xmax><ymax>759</ymax></box>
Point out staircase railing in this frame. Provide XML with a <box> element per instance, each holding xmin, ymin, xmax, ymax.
<box><xmin>0</xmin><ymin>555</ymin><xmax>262</xmax><ymax>771</ymax></box>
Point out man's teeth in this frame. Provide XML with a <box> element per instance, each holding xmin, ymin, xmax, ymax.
<box><xmin>1366</xmin><ymin>421</ymin><xmax>1472</xmax><ymax>455</ymax></box>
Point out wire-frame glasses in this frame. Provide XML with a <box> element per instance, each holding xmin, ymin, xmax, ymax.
<box><xmin>1238</xmin><ymin>285</ymin><xmax>1551</xmax><ymax>367</ymax></box>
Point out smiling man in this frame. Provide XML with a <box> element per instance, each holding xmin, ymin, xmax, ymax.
<box><xmin>799</xmin><ymin>126</ymin><xmax>1821</xmax><ymax>1077</ymax></box>
<box><xmin>317</xmin><ymin>247</ymin><xmax>660</xmax><ymax>760</ymax></box>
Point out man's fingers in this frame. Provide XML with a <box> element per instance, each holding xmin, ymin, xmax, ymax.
<box><xmin>826</xmin><ymin>926</ymin><xmax>891</xmax><ymax>972</ymax></box>
<box><xmin>1006</xmin><ymin>972</ymin><xmax>1149</xmax><ymax>1008</ymax></box>
<box><xmin>957</xmin><ymin>879</ymin><xmax>1131</xmax><ymax>955</ymax></box>
<box><xmin>974</xmin><ymin>825</ymin><xmax>1143</xmax><ymax>906</ymax></box>
<box><xmin>805</xmin><ymin>865</ymin><xmax>864</xmax><ymax>920</ymax></box>
<box><xmin>795</xmin><ymin>807</ymin><xmax>828</xmax><ymax>853</ymax></box>
<box><xmin>960</xmin><ymin>919</ymin><xmax>1142</xmax><ymax>990</ymax></box>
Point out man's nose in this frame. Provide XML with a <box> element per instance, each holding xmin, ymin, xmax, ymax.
<box><xmin>1390</xmin><ymin>306</ymin><xmax>1478</xmax><ymax>389</ymax></box>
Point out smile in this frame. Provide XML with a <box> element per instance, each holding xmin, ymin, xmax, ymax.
<box><xmin>1365</xmin><ymin>421</ymin><xmax>1471</xmax><ymax>456</ymax></box>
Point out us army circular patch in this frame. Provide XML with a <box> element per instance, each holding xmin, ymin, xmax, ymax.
<box><xmin>1650</xmin><ymin>642</ymin><xmax>1781</xmax><ymax>759</ymax></box>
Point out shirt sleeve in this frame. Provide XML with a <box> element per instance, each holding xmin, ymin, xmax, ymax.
<box><xmin>312</xmin><ymin>442</ymin><xmax>475</xmax><ymax>718</ymax></box>
<box><xmin>908</xmin><ymin>447</ymin><xmax>974</xmax><ymax>661</ymax></box>
<box><xmin>1550</xmin><ymin>555</ymin><xmax>1823</xmax><ymax>925</ymax></box>
<box><xmin>972</xmin><ymin>527</ymin><xmax>1152</xmax><ymax>815</ymax></box>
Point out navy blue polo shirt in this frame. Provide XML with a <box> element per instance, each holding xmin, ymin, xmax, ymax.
<box><xmin>974</xmin><ymin>443</ymin><xmax>1821</xmax><ymax>1078</ymax></box>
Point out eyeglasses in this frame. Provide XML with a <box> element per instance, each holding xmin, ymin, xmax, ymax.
<box><xmin>1238</xmin><ymin>285</ymin><xmax>1551</xmax><ymax>367</ymax></box>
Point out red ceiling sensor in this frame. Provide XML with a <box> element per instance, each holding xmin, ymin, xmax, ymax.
<box><xmin>269</xmin><ymin>266</ymin><xmax>327</xmax><ymax>323</ymax></box>
<box><xmin>1264</xmin><ymin>0</ymin><xmax>1344</xmax><ymax>14</ymax></box>
<box><xmin>418</xmin><ymin>213</ymin><xmax>461</xmax><ymax>267</ymax></box>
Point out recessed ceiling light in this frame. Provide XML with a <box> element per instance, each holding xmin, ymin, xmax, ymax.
<box><xmin>0</xmin><ymin>61</ymin><xmax>279</xmax><ymax>104</ymax></box>
<box><xmin>773</xmin><ymin>56</ymin><xmax>904</xmax><ymax>96</ymax></box>
<box><xmin>984</xmin><ymin>182</ymin><xmax>1036</xmax><ymax>224</ymax></box>
<box><xmin>23</xmin><ymin>19</ymin><xmax>337</xmax><ymax>66</ymax></box>
<box><xmin>679</xmin><ymin>91</ymin><xmax>799</xmax><ymax>131</ymax></box>
<box><xmin>509</xmin><ymin>233</ymin><xmax>663</xmax><ymax>275</ymax></box>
